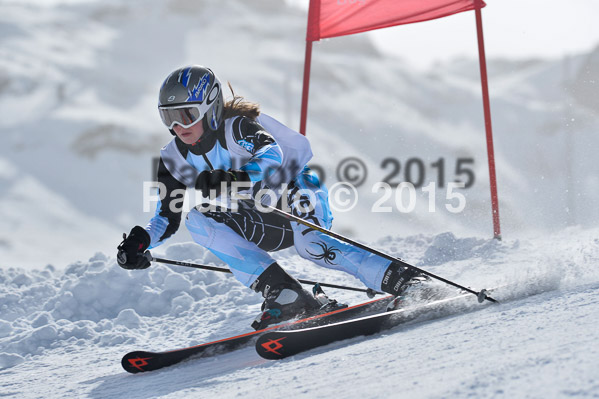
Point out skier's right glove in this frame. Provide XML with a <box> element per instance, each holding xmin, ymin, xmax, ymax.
<box><xmin>117</xmin><ymin>226</ymin><xmax>152</xmax><ymax>270</ymax></box>
<box><xmin>195</xmin><ymin>169</ymin><xmax>250</xmax><ymax>198</ymax></box>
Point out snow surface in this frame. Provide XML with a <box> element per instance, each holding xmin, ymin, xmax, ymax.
<box><xmin>1</xmin><ymin>0</ymin><xmax>598</xmax><ymax>397</ymax></box>
<box><xmin>1</xmin><ymin>229</ymin><xmax>598</xmax><ymax>397</ymax></box>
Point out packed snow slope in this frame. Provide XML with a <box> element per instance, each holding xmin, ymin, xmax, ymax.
<box><xmin>0</xmin><ymin>0</ymin><xmax>598</xmax><ymax>268</ymax></box>
<box><xmin>1</xmin><ymin>228</ymin><xmax>598</xmax><ymax>398</ymax></box>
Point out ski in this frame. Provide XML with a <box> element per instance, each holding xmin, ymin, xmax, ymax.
<box><xmin>121</xmin><ymin>293</ymin><xmax>393</xmax><ymax>373</ymax></box>
<box><xmin>256</xmin><ymin>287</ymin><xmax>501</xmax><ymax>360</ymax></box>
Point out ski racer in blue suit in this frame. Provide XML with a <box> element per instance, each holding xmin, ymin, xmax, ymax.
<box><xmin>117</xmin><ymin>65</ymin><xmax>419</xmax><ymax>329</ymax></box>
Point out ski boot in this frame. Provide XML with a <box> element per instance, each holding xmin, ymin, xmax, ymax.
<box><xmin>380</xmin><ymin>261</ymin><xmax>430</xmax><ymax>311</ymax></box>
<box><xmin>250</xmin><ymin>263</ymin><xmax>346</xmax><ymax>330</ymax></box>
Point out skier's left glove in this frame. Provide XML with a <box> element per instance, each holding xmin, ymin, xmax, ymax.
<box><xmin>117</xmin><ymin>226</ymin><xmax>152</xmax><ymax>270</ymax></box>
<box><xmin>195</xmin><ymin>169</ymin><xmax>250</xmax><ymax>198</ymax></box>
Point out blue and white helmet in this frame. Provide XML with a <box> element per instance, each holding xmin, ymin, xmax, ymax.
<box><xmin>158</xmin><ymin>65</ymin><xmax>224</xmax><ymax>134</ymax></box>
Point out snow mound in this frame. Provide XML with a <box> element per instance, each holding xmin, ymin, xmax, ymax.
<box><xmin>0</xmin><ymin>157</ymin><xmax>121</xmax><ymax>269</ymax></box>
<box><xmin>0</xmin><ymin>250</ymin><xmax>263</xmax><ymax>366</ymax></box>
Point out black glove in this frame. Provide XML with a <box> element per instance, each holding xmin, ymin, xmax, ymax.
<box><xmin>117</xmin><ymin>226</ymin><xmax>152</xmax><ymax>270</ymax></box>
<box><xmin>195</xmin><ymin>169</ymin><xmax>250</xmax><ymax>198</ymax></box>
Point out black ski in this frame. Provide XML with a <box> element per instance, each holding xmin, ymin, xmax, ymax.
<box><xmin>256</xmin><ymin>287</ymin><xmax>500</xmax><ymax>360</ymax></box>
<box><xmin>121</xmin><ymin>294</ymin><xmax>393</xmax><ymax>373</ymax></box>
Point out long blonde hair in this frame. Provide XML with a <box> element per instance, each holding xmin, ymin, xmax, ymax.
<box><xmin>223</xmin><ymin>82</ymin><xmax>260</xmax><ymax>120</ymax></box>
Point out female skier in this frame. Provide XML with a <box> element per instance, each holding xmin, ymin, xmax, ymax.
<box><xmin>117</xmin><ymin>65</ymin><xmax>419</xmax><ymax>329</ymax></box>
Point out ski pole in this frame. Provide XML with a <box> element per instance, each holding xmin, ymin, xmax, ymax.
<box><xmin>253</xmin><ymin>201</ymin><xmax>498</xmax><ymax>304</ymax></box>
<box><xmin>150</xmin><ymin>255</ymin><xmax>383</xmax><ymax>297</ymax></box>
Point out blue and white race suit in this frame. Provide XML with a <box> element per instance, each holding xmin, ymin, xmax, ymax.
<box><xmin>145</xmin><ymin>114</ymin><xmax>391</xmax><ymax>290</ymax></box>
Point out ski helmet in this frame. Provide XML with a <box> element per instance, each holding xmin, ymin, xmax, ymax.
<box><xmin>158</xmin><ymin>65</ymin><xmax>224</xmax><ymax>134</ymax></box>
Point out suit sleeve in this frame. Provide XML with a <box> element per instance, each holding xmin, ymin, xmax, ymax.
<box><xmin>145</xmin><ymin>157</ymin><xmax>186</xmax><ymax>248</ymax></box>
<box><xmin>231</xmin><ymin>117</ymin><xmax>283</xmax><ymax>184</ymax></box>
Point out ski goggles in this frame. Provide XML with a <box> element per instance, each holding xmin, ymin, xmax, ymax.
<box><xmin>158</xmin><ymin>104</ymin><xmax>204</xmax><ymax>129</ymax></box>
